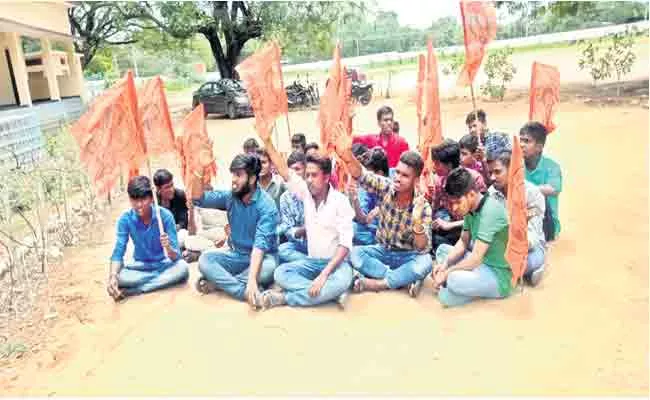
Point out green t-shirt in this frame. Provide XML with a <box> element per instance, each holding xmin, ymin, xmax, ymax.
<box><xmin>525</xmin><ymin>155</ymin><xmax>562</xmax><ymax>238</ymax></box>
<box><xmin>463</xmin><ymin>196</ymin><xmax>512</xmax><ymax>296</ymax></box>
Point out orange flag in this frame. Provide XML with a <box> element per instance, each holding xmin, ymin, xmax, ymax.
<box><xmin>70</xmin><ymin>70</ymin><xmax>146</xmax><ymax>195</ymax></box>
<box><xmin>176</xmin><ymin>104</ymin><xmax>217</xmax><ymax>194</ymax></box>
<box><xmin>416</xmin><ymin>41</ymin><xmax>443</xmax><ymax>194</ymax></box>
<box><xmin>529</xmin><ymin>62</ymin><xmax>560</xmax><ymax>134</ymax></box>
<box><xmin>319</xmin><ymin>43</ymin><xmax>352</xmax><ymax>154</ymax></box>
<box><xmin>505</xmin><ymin>135</ymin><xmax>528</xmax><ymax>286</ymax></box>
<box><xmin>457</xmin><ymin>0</ymin><xmax>497</xmax><ymax>87</ymax></box>
<box><xmin>138</xmin><ymin>76</ymin><xmax>176</xmax><ymax>155</ymax></box>
<box><xmin>235</xmin><ymin>41</ymin><xmax>288</xmax><ymax>140</ymax></box>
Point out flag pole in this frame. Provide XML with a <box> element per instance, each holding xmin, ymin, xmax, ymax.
<box><xmin>285</xmin><ymin>113</ymin><xmax>292</xmax><ymax>145</ymax></box>
<box><xmin>469</xmin><ymin>83</ymin><xmax>478</xmax><ymax>114</ymax></box>
<box><xmin>145</xmin><ymin>158</ymin><xmax>168</xmax><ymax>258</ymax></box>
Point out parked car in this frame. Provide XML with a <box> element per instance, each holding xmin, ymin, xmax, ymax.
<box><xmin>192</xmin><ymin>79</ymin><xmax>253</xmax><ymax>119</ymax></box>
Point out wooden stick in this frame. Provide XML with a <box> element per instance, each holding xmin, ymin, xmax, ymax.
<box><xmin>469</xmin><ymin>83</ymin><xmax>478</xmax><ymax>114</ymax></box>
<box><xmin>145</xmin><ymin>158</ymin><xmax>168</xmax><ymax>258</ymax></box>
<box><xmin>285</xmin><ymin>113</ymin><xmax>293</xmax><ymax>146</ymax></box>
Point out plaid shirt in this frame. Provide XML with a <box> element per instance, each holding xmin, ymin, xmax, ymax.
<box><xmin>482</xmin><ymin>130</ymin><xmax>512</xmax><ymax>157</ymax></box>
<box><xmin>277</xmin><ymin>190</ymin><xmax>305</xmax><ymax>244</ymax></box>
<box><xmin>358</xmin><ymin>170</ymin><xmax>433</xmax><ymax>253</ymax></box>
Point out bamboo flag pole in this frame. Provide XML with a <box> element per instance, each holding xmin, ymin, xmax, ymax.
<box><xmin>285</xmin><ymin>113</ymin><xmax>293</xmax><ymax>147</ymax></box>
<box><xmin>145</xmin><ymin>158</ymin><xmax>168</xmax><ymax>258</ymax></box>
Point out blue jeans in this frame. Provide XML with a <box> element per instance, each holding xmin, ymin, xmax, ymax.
<box><xmin>353</xmin><ymin>222</ymin><xmax>376</xmax><ymax>246</ymax></box>
<box><xmin>198</xmin><ymin>249</ymin><xmax>278</xmax><ymax>300</ymax></box>
<box><xmin>278</xmin><ymin>240</ymin><xmax>308</xmax><ymax>263</ymax></box>
<box><xmin>435</xmin><ymin>244</ymin><xmax>504</xmax><ymax>307</ymax></box>
<box><xmin>275</xmin><ymin>257</ymin><xmax>353</xmax><ymax>307</ymax></box>
<box><xmin>351</xmin><ymin>245</ymin><xmax>433</xmax><ymax>289</ymax></box>
<box><xmin>525</xmin><ymin>243</ymin><xmax>546</xmax><ymax>279</ymax></box>
<box><xmin>117</xmin><ymin>259</ymin><xmax>189</xmax><ymax>296</ymax></box>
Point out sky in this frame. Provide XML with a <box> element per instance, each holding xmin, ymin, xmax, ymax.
<box><xmin>375</xmin><ymin>0</ymin><xmax>461</xmax><ymax>28</ymax></box>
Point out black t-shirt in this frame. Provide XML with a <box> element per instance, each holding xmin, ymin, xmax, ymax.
<box><xmin>158</xmin><ymin>188</ymin><xmax>188</xmax><ymax>230</ymax></box>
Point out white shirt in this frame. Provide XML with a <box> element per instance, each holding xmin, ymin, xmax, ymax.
<box><xmin>286</xmin><ymin>171</ymin><xmax>354</xmax><ymax>259</ymax></box>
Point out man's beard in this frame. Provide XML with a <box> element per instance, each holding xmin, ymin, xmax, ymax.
<box><xmin>233</xmin><ymin>181</ymin><xmax>253</xmax><ymax>199</ymax></box>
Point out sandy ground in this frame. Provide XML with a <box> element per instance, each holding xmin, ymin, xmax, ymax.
<box><xmin>0</xmin><ymin>72</ymin><xmax>647</xmax><ymax>395</ymax></box>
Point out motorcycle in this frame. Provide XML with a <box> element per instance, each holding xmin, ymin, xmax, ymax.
<box><xmin>351</xmin><ymin>80</ymin><xmax>373</xmax><ymax>106</ymax></box>
<box><xmin>286</xmin><ymin>81</ymin><xmax>319</xmax><ymax>109</ymax></box>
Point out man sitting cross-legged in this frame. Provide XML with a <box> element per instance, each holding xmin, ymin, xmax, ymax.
<box><xmin>107</xmin><ymin>176</ymin><xmax>189</xmax><ymax>302</ymax></box>
<box><xmin>258</xmin><ymin>132</ymin><xmax>355</xmax><ymax>310</ymax></box>
<box><xmin>191</xmin><ymin>154</ymin><xmax>279</xmax><ymax>310</ymax></box>
<box><xmin>488</xmin><ymin>150</ymin><xmax>546</xmax><ymax>286</ymax></box>
<box><xmin>277</xmin><ymin>151</ymin><xmax>308</xmax><ymax>263</ymax></box>
<box><xmin>432</xmin><ymin>168</ymin><xmax>513</xmax><ymax>307</ymax></box>
<box><xmin>333</xmin><ymin>125</ymin><xmax>433</xmax><ymax>298</ymax></box>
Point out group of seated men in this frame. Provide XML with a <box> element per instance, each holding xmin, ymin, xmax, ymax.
<box><xmin>107</xmin><ymin>105</ymin><xmax>562</xmax><ymax>311</ymax></box>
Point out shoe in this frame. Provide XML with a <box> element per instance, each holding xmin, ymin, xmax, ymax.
<box><xmin>336</xmin><ymin>292</ymin><xmax>348</xmax><ymax>310</ymax></box>
<box><xmin>528</xmin><ymin>268</ymin><xmax>544</xmax><ymax>287</ymax></box>
<box><xmin>408</xmin><ymin>279</ymin><xmax>423</xmax><ymax>298</ymax></box>
<box><xmin>261</xmin><ymin>290</ymin><xmax>287</xmax><ymax>310</ymax></box>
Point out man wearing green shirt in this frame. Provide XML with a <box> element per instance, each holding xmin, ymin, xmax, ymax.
<box><xmin>520</xmin><ymin>121</ymin><xmax>562</xmax><ymax>241</ymax></box>
<box><xmin>432</xmin><ymin>168</ymin><xmax>512</xmax><ymax>307</ymax></box>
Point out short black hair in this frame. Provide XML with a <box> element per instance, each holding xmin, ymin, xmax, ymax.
<box><xmin>520</xmin><ymin>121</ymin><xmax>548</xmax><ymax>146</ymax></box>
<box><xmin>459</xmin><ymin>134</ymin><xmax>479</xmax><ymax>153</ymax></box>
<box><xmin>256</xmin><ymin>148</ymin><xmax>269</xmax><ymax>159</ymax></box>
<box><xmin>243</xmin><ymin>138</ymin><xmax>260</xmax><ymax>151</ymax></box>
<box><xmin>287</xmin><ymin>150</ymin><xmax>306</xmax><ymax>168</ymax></box>
<box><xmin>127</xmin><ymin>176</ymin><xmax>153</xmax><ymax>199</ymax></box>
<box><xmin>352</xmin><ymin>143</ymin><xmax>369</xmax><ymax>159</ymax></box>
<box><xmin>376</xmin><ymin>105</ymin><xmax>393</xmax><ymax>121</ymax></box>
<box><xmin>431</xmin><ymin>139</ymin><xmax>460</xmax><ymax>169</ymax></box>
<box><xmin>495</xmin><ymin>150</ymin><xmax>512</xmax><ymax>168</ymax></box>
<box><xmin>153</xmin><ymin>169</ymin><xmax>173</xmax><ymax>187</ymax></box>
<box><xmin>465</xmin><ymin>109</ymin><xmax>487</xmax><ymax>125</ymax></box>
<box><xmin>445</xmin><ymin>167</ymin><xmax>475</xmax><ymax>198</ymax></box>
<box><xmin>305</xmin><ymin>153</ymin><xmax>332</xmax><ymax>175</ymax></box>
<box><xmin>230</xmin><ymin>153</ymin><xmax>262</xmax><ymax>179</ymax></box>
<box><xmin>305</xmin><ymin>142</ymin><xmax>320</xmax><ymax>152</ymax></box>
<box><xmin>291</xmin><ymin>133</ymin><xmax>307</xmax><ymax>147</ymax></box>
<box><xmin>393</xmin><ymin>120</ymin><xmax>400</xmax><ymax>133</ymax></box>
<box><xmin>365</xmin><ymin>146</ymin><xmax>389</xmax><ymax>176</ymax></box>
<box><xmin>399</xmin><ymin>150</ymin><xmax>424</xmax><ymax>177</ymax></box>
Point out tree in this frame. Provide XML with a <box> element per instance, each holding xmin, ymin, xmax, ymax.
<box><xmin>68</xmin><ymin>2</ymin><xmax>146</xmax><ymax>68</ymax></box>
<box><xmin>125</xmin><ymin>1</ymin><xmax>365</xmax><ymax>79</ymax></box>
<box><xmin>480</xmin><ymin>47</ymin><xmax>517</xmax><ymax>101</ymax></box>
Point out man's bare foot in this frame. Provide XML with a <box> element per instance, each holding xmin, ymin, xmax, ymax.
<box><xmin>196</xmin><ymin>277</ymin><xmax>218</xmax><ymax>294</ymax></box>
<box><xmin>360</xmin><ymin>278</ymin><xmax>388</xmax><ymax>292</ymax></box>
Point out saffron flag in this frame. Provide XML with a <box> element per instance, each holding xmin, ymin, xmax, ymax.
<box><xmin>416</xmin><ymin>41</ymin><xmax>443</xmax><ymax>194</ymax></box>
<box><xmin>529</xmin><ymin>62</ymin><xmax>560</xmax><ymax>133</ymax></box>
<box><xmin>505</xmin><ymin>135</ymin><xmax>528</xmax><ymax>286</ymax></box>
<box><xmin>457</xmin><ymin>0</ymin><xmax>497</xmax><ymax>87</ymax></box>
<box><xmin>138</xmin><ymin>76</ymin><xmax>176</xmax><ymax>155</ymax></box>
<box><xmin>70</xmin><ymin>70</ymin><xmax>146</xmax><ymax>195</ymax></box>
<box><xmin>176</xmin><ymin>104</ymin><xmax>217</xmax><ymax>194</ymax></box>
<box><xmin>235</xmin><ymin>41</ymin><xmax>288</xmax><ymax>141</ymax></box>
<box><xmin>319</xmin><ymin>43</ymin><xmax>352</xmax><ymax>154</ymax></box>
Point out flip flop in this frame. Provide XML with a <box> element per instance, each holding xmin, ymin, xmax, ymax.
<box><xmin>352</xmin><ymin>276</ymin><xmax>366</xmax><ymax>293</ymax></box>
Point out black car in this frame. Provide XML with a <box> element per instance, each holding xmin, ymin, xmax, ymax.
<box><xmin>192</xmin><ymin>79</ymin><xmax>253</xmax><ymax>119</ymax></box>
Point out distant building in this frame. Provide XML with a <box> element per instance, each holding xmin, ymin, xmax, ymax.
<box><xmin>0</xmin><ymin>1</ymin><xmax>85</xmax><ymax>169</ymax></box>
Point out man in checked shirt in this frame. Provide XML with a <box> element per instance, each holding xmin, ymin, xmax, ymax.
<box><xmin>333</xmin><ymin>125</ymin><xmax>433</xmax><ymax>298</ymax></box>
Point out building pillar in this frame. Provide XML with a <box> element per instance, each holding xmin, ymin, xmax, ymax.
<box><xmin>65</xmin><ymin>40</ymin><xmax>84</xmax><ymax>97</ymax></box>
<box><xmin>4</xmin><ymin>32</ymin><xmax>32</xmax><ymax>106</ymax></box>
<box><xmin>40</xmin><ymin>37</ymin><xmax>60</xmax><ymax>101</ymax></box>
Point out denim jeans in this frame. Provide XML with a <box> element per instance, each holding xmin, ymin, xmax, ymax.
<box><xmin>274</xmin><ymin>257</ymin><xmax>353</xmax><ymax>307</ymax></box>
<box><xmin>524</xmin><ymin>243</ymin><xmax>546</xmax><ymax>280</ymax></box>
<box><xmin>117</xmin><ymin>259</ymin><xmax>189</xmax><ymax>296</ymax></box>
<box><xmin>350</xmin><ymin>245</ymin><xmax>433</xmax><ymax>289</ymax></box>
<box><xmin>278</xmin><ymin>240</ymin><xmax>308</xmax><ymax>264</ymax></box>
<box><xmin>198</xmin><ymin>249</ymin><xmax>278</xmax><ymax>300</ymax></box>
<box><xmin>435</xmin><ymin>244</ymin><xmax>504</xmax><ymax>307</ymax></box>
<box><xmin>353</xmin><ymin>222</ymin><xmax>377</xmax><ymax>246</ymax></box>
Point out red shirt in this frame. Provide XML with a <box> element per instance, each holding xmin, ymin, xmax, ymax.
<box><xmin>352</xmin><ymin>132</ymin><xmax>410</xmax><ymax>168</ymax></box>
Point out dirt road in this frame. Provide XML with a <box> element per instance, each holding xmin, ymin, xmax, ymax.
<box><xmin>1</xmin><ymin>78</ymin><xmax>648</xmax><ymax>395</ymax></box>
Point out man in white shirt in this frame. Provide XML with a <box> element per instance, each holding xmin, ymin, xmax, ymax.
<box><xmin>487</xmin><ymin>150</ymin><xmax>546</xmax><ymax>286</ymax></box>
<box><xmin>259</xmin><ymin>133</ymin><xmax>354</xmax><ymax>310</ymax></box>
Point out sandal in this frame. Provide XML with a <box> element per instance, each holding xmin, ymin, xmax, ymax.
<box><xmin>196</xmin><ymin>277</ymin><xmax>218</xmax><ymax>294</ymax></box>
<box><xmin>352</xmin><ymin>276</ymin><xmax>366</xmax><ymax>293</ymax></box>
